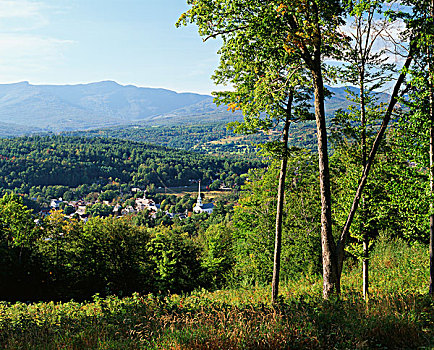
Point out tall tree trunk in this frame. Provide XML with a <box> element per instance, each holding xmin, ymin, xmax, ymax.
<box><xmin>312</xmin><ymin>67</ymin><xmax>339</xmax><ymax>298</ymax></box>
<box><xmin>430</xmin><ymin>110</ymin><xmax>433</xmax><ymax>294</ymax></box>
<box><xmin>296</xmin><ymin>2</ymin><xmax>339</xmax><ymax>299</ymax></box>
<box><xmin>429</xmin><ymin>0</ymin><xmax>434</xmax><ymax>297</ymax></box>
<box><xmin>272</xmin><ymin>92</ymin><xmax>293</xmax><ymax>304</ymax></box>
<box><xmin>359</xmin><ymin>70</ymin><xmax>369</xmax><ymax>300</ymax></box>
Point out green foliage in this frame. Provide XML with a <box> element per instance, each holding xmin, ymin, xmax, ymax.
<box><xmin>148</xmin><ymin>226</ymin><xmax>202</xmax><ymax>293</ymax></box>
<box><xmin>85</xmin><ymin>202</ymin><xmax>113</xmax><ymax>217</ymax></box>
<box><xmin>63</xmin><ymin>205</ymin><xmax>75</xmax><ymax>216</ymax></box>
<box><xmin>232</xmin><ymin>153</ymin><xmax>321</xmax><ymax>285</ymax></box>
<box><xmin>34</xmin><ymin>215</ymin><xmax>152</xmax><ymax>298</ymax></box>
<box><xmin>0</xmin><ymin>194</ymin><xmax>43</xmax><ymax>301</ymax></box>
<box><xmin>331</xmin><ymin>135</ymin><xmax>430</xmax><ymax>265</ymax></box>
<box><xmin>199</xmin><ymin>222</ymin><xmax>234</xmax><ymax>289</ymax></box>
<box><xmin>132</xmin><ymin>209</ymin><xmax>155</xmax><ymax>228</ymax></box>
<box><xmin>0</xmin><ymin>193</ymin><xmax>37</xmax><ymax>247</ymax></box>
<box><xmin>99</xmin><ymin>189</ymin><xmax>118</xmax><ymax>202</ymax></box>
<box><xmin>377</xmin><ymin>136</ymin><xmax>430</xmax><ymax>243</ymax></box>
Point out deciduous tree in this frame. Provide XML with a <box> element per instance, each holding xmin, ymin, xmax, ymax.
<box><xmin>179</xmin><ymin>0</ymin><xmax>416</xmax><ymax>298</ymax></box>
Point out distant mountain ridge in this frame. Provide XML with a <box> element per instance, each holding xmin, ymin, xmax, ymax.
<box><xmin>0</xmin><ymin>81</ymin><xmax>225</xmax><ymax>132</ymax></box>
<box><xmin>0</xmin><ymin>81</ymin><xmax>390</xmax><ymax>136</ymax></box>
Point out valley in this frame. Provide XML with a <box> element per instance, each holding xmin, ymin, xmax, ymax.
<box><xmin>0</xmin><ymin>0</ymin><xmax>433</xmax><ymax>346</ymax></box>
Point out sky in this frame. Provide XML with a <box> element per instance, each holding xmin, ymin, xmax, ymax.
<box><xmin>0</xmin><ymin>0</ymin><xmax>222</xmax><ymax>94</ymax></box>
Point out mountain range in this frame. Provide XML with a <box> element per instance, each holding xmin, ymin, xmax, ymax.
<box><xmin>0</xmin><ymin>81</ymin><xmax>390</xmax><ymax>137</ymax></box>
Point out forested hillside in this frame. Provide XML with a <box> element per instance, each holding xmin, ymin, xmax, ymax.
<box><xmin>0</xmin><ymin>135</ymin><xmax>261</xmax><ymax>205</ymax></box>
<box><xmin>66</xmin><ymin>120</ymin><xmax>319</xmax><ymax>154</ymax></box>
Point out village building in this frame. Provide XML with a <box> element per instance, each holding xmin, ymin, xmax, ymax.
<box><xmin>193</xmin><ymin>181</ymin><xmax>214</xmax><ymax>214</ymax></box>
<box><xmin>50</xmin><ymin>198</ymin><xmax>63</xmax><ymax>209</ymax></box>
<box><xmin>121</xmin><ymin>205</ymin><xmax>136</xmax><ymax>216</ymax></box>
<box><xmin>75</xmin><ymin>205</ymin><xmax>87</xmax><ymax>216</ymax></box>
<box><xmin>113</xmin><ymin>204</ymin><xmax>122</xmax><ymax>216</ymax></box>
<box><xmin>135</xmin><ymin>194</ymin><xmax>160</xmax><ymax>212</ymax></box>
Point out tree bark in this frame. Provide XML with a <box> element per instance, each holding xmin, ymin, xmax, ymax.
<box><xmin>312</xmin><ymin>67</ymin><xmax>339</xmax><ymax>298</ymax></box>
<box><xmin>290</xmin><ymin>2</ymin><xmax>339</xmax><ymax>299</ymax></box>
<box><xmin>429</xmin><ymin>0</ymin><xmax>434</xmax><ymax>297</ymax></box>
<box><xmin>429</xmin><ymin>94</ymin><xmax>433</xmax><ymax>296</ymax></box>
<box><xmin>429</xmin><ymin>93</ymin><xmax>433</xmax><ymax>298</ymax></box>
<box><xmin>271</xmin><ymin>92</ymin><xmax>293</xmax><ymax>304</ymax></box>
<box><xmin>360</xmin><ymin>69</ymin><xmax>369</xmax><ymax>300</ymax></box>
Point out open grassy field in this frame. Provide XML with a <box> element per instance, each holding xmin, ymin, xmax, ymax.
<box><xmin>154</xmin><ymin>184</ymin><xmax>231</xmax><ymax>200</ymax></box>
<box><xmin>0</xmin><ymin>239</ymin><xmax>432</xmax><ymax>349</ymax></box>
<box><xmin>209</xmin><ymin>135</ymin><xmax>249</xmax><ymax>145</ymax></box>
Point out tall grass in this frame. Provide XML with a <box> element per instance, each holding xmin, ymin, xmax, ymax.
<box><xmin>0</xmin><ymin>239</ymin><xmax>432</xmax><ymax>349</ymax></box>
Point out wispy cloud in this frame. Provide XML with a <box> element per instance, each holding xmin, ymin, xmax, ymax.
<box><xmin>0</xmin><ymin>0</ymin><xmax>45</xmax><ymax>18</ymax></box>
<box><xmin>0</xmin><ymin>34</ymin><xmax>73</xmax><ymax>59</ymax></box>
<box><xmin>0</xmin><ymin>1</ymin><xmax>74</xmax><ymax>78</ymax></box>
<box><xmin>0</xmin><ymin>0</ymin><xmax>49</xmax><ymax>31</ymax></box>
<box><xmin>0</xmin><ymin>34</ymin><xmax>74</xmax><ymax>80</ymax></box>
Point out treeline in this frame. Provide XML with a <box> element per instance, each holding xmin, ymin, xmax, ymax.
<box><xmin>0</xmin><ymin>135</ymin><xmax>261</xmax><ymax>204</ymax></box>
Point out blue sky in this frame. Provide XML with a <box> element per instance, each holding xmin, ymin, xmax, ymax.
<box><xmin>0</xmin><ymin>0</ymin><xmax>222</xmax><ymax>94</ymax></box>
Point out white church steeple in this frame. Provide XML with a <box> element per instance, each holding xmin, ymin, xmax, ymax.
<box><xmin>193</xmin><ymin>180</ymin><xmax>214</xmax><ymax>214</ymax></box>
<box><xmin>196</xmin><ymin>180</ymin><xmax>202</xmax><ymax>208</ymax></box>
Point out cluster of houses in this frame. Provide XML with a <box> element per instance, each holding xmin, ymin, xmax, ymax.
<box><xmin>46</xmin><ymin>182</ymin><xmax>214</xmax><ymax>221</ymax></box>
<box><xmin>113</xmin><ymin>196</ymin><xmax>162</xmax><ymax>218</ymax></box>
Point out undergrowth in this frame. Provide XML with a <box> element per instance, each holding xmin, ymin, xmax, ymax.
<box><xmin>0</xmin><ymin>239</ymin><xmax>432</xmax><ymax>349</ymax></box>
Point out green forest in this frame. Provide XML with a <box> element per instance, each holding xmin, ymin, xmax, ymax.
<box><xmin>0</xmin><ymin>135</ymin><xmax>260</xmax><ymax>205</ymax></box>
<box><xmin>1</xmin><ymin>0</ymin><xmax>434</xmax><ymax>349</ymax></box>
<box><xmin>65</xmin><ymin>120</ymin><xmax>319</xmax><ymax>153</ymax></box>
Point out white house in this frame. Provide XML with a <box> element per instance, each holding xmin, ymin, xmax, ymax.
<box><xmin>50</xmin><ymin>198</ymin><xmax>63</xmax><ymax>209</ymax></box>
<box><xmin>135</xmin><ymin>195</ymin><xmax>160</xmax><ymax>212</ymax></box>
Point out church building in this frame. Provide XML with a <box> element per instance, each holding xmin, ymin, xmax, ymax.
<box><xmin>193</xmin><ymin>181</ymin><xmax>214</xmax><ymax>214</ymax></box>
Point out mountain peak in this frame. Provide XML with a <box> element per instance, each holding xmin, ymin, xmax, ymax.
<box><xmin>93</xmin><ymin>80</ymin><xmax>121</xmax><ymax>86</ymax></box>
<box><xmin>12</xmin><ymin>81</ymin><xmax>30</xmax><ymax>86</ymax></box>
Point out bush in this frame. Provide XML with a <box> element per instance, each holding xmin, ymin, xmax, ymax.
<box><xmin>147</xmin><ymin>226</ymin><xmax>202</xmax><ymax>293</ymax></box>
